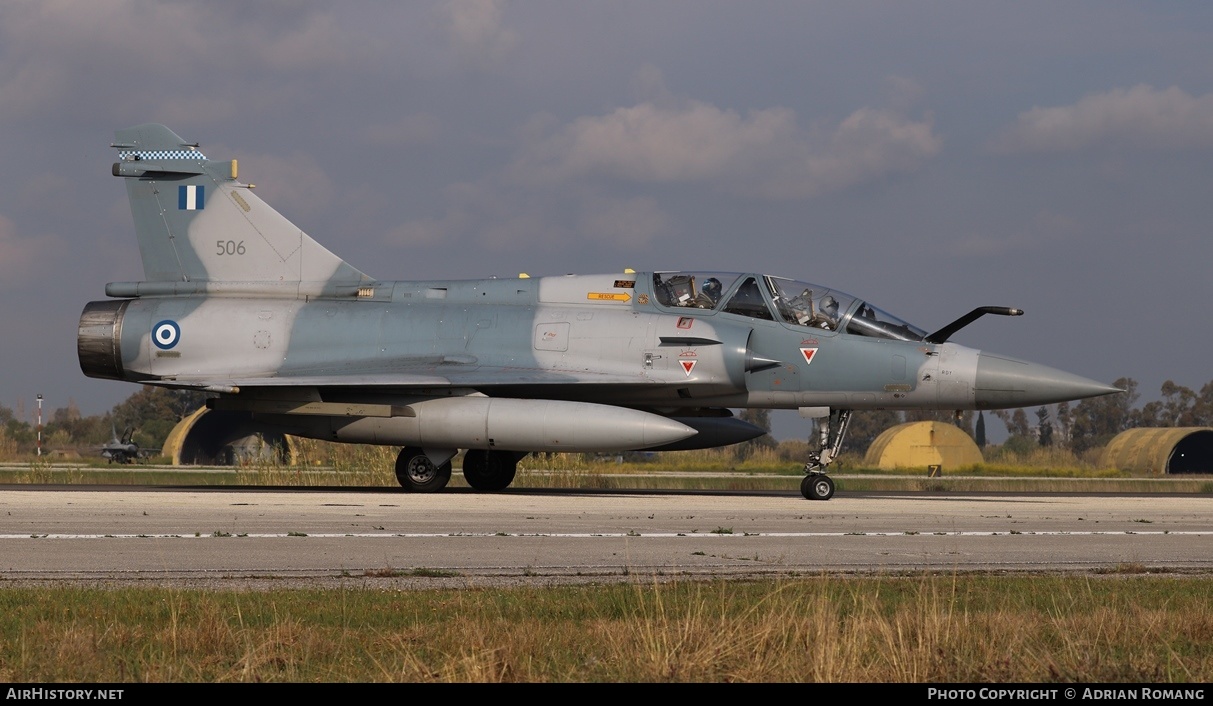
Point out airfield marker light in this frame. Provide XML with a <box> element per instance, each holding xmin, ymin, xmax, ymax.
<box><xmin>36</xmin><ymin>394</ymin><xmax>42</xmax><ymax>457</ymax></box>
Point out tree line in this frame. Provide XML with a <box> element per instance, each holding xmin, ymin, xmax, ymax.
<box><xmin>0</xmin><ymin>387</ymin><xmax>209</xmax><ymax>457</ymax></box>
<box><xmin>1</xmin><ymin>377</ymin><xmax>1210</xmax><ymax>460</ymax></box>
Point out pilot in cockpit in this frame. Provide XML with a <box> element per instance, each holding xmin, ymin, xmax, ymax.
<box><xmin>701</xmin><ymin>277</ymin><xmax>722</xmax><ymax>305</ymax></box>
<box><xmin>787</xmin><ymin>289</ymin><xmax>816</xmax><ymax>325</ymax></box>
<box><xmin>818</xmin><ymin>296</ymin><xmax>840</xmax><ymax>328</ymax></box>
<box><xmin>788</xmin><ymin>289</ymin><xmax>839</xmax><ymax>330</ymax></box>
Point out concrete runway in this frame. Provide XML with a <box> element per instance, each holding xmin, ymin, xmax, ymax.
<box><xmin>1</xmin><ymin>485</ymin><xmax>1210</xmax><ymax>588</ymax></box>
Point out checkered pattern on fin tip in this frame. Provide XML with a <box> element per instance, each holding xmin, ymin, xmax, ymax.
<box><xmin>117</xmin><ymin>150</ymin><xmax>208</xmax><ymax>161</ymax></box>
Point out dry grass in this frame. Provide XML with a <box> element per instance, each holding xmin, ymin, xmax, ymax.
<box><xmin>233</xmin><ymin>439</ymin><xmax>398</xmax><ymax>487</ymax></box>
<box><xmin>0</xmin><ymin>576</ymin><xmax>1211</xmax><ymax>682</ymax></box>
<box><xmin>3</xmin><ymin>436</ymin><xmax>1209</xmax><ymax>493</ymax></box>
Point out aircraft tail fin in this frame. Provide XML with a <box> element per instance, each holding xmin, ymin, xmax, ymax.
<box><xmin>111</xmin><ymin>124</ymin><xmax>371</xmax><ymax>288</ymax></box>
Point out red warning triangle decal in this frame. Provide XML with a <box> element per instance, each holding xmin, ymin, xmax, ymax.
<box><xmin>800</xmin><ymin>347</ymin><xmax>818</xmax><ymax>365</ymax></box>
<box><xmin>680</xmin><ymin>360</ymin><xmax>697</xmax><ymax>376</ymax></box>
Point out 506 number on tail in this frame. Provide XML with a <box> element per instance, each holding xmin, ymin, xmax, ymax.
<box><xmin>216</xmin><ymin>240</ymin><xmax>246</xmax><ymax>256</ymax></box>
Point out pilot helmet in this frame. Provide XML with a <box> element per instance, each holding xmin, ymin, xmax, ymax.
<box><xmin>703</xmin><ymin>277</ymin><xmax>722</xmax><ymax>298</ymax></box>
<box><xmin>822</xmin><ymin>296</ymin><xmax>839</xmax><ymax>314</ymax></box>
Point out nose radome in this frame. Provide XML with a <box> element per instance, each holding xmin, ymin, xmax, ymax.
<box><xmin>974</xmin><ymin>352</ymin><xmax>1122</xmax><ymax>408</ymax></box>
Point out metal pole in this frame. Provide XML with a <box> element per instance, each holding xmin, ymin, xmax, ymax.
<box><xmin>36</xmin><ymin>394</ymin><xmax>42</xmax><ymax>457</ymax></box>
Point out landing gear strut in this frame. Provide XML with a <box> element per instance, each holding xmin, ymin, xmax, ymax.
<box><xmin>801</xmin><ymin>409</ymin><xmax>851</xmax><ymax>501</ymax></box>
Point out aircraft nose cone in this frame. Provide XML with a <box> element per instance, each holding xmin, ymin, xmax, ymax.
<box><xmin>974</xmin><ymin>352</ymin><xmax>1122</xmax><ymax>408</ymax></box>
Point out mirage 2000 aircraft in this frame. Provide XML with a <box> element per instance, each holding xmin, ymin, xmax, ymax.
<box><xmin>78</xmin><ymin>124</ymin><xmax>1121</xmax><ymax>500</ymax></box>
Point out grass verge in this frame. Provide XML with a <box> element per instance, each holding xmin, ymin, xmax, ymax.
<box><xmin>0</xmin><ymin>575</ymin><xmax>1211</xmax><ymax>682</ymax></box>
<box><xmin>1</xmin><ymin>461</ymin><xmax>1210</xmax><ymax>495</ymax></box>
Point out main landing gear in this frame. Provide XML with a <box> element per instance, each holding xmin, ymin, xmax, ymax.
<box><xmin>800</xmin><ymin>409</ymin><xmax>852</xmax><ymax>501</ymax></box>
<box><xmin>461</xmin><ymin>449</ymin><xmax>523</xmax><ymax>492</ymax></box>
<box><xmin>395</xmin><ymin>447</ymin><xmax>452</xmax><ymax>492</ymax></box>
<box><xmin>395</xmin><ymin>447</ymin><xmax>526</xmax><ymax>492</ymax></box>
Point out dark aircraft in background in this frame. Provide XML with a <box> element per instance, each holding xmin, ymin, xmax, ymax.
<box><xmin>100</xmin><ymin>425</ymin><xmax>152</xmax><ymax>464</ymax></box>
<box><xmin>78</xmin><ymin>124</ymin><xmax>1120</xmax><ymax>499</ymax></box>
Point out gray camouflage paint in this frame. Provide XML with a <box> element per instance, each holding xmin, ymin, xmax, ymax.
<box><xmin>81</xmin><ymin>125</ymin><xmax>1120</xmax><ymax>457</ymax></box>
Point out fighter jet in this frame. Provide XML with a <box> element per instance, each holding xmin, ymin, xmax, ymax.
<box><xmin>100</xmin><ymin>424</ymin><xmax>140</xmax><ymax>464</ymax></box>
<box><xmin>78</xmin><ymin>124</ymin><xmax>1121</xmax><ymax>499</ymax></box>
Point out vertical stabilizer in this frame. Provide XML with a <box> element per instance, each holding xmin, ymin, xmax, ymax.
<box><xmin>111</xmin><ymin>124</ymin><xmax>371</xmax><ymax>287</ymax></box>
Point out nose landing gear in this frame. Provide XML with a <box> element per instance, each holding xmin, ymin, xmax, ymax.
<box><xmin>801</xmin><ymin>409</ymin><xmax>851</xmax><ymax>501</ymax></box>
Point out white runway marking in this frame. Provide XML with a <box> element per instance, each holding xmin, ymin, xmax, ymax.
<box><xmin>2</xmin><ymin>530</ymin><xmax>1208</xmax><ymax>540</ymax></box>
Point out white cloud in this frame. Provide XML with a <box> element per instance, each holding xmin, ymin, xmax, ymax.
<box><xmin>0</xmin><ymin>2</ymin><xmax>371</xmax><ymax>121</ymax></box>
<box><xmin>439</xmin><ymin>0</ymin><xmax>518</xmax><ymax>68</ymax></box>
<box><xmin>514</xmin><ymin>100</ymin><xmax>941</xmax><ymax>199</ymax></box>
<box><xmin>992</xmin><ymin>85</ymin><xmax>1213</xmax><ymax>153</ymax></box>
<box><xmin>555</xmin><ymin>102</ymin><xmax>795</xmax><ymax>182</ymax></box>
<box><xmin>383</xmin><ymin>93</ymin><xmax>942</xmax><ymax>253</ymax></box>
<box><xmin>768</xmin><ymin>107</ymin><xmax>942</xmax><ymax>200</ymax></box>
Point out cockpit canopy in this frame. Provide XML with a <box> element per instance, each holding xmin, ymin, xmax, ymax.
<box><xmin>651</xmin><ymin>272</ymin><xmax>927</xmax><ymax>342</ymax></box>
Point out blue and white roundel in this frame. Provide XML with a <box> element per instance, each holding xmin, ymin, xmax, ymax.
<box><xmin>152</xmin><ymin>320</ymin><xmax>181</xmax><ymax>350</ymax></box>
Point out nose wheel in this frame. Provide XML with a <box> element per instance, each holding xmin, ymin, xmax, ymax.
<box><xmin>799</xmin><ymin>408</ymin><xmax>850</xmax><ymax>500</ymax></box>
<box><xmin>801</xmin><ymin>474</ymin><xmax>835</xmax><ymax>501</ymax></box>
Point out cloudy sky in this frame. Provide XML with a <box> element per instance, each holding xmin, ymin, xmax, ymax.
<box><xmin>1</xmin><ymin>1</ymin><xmax>1210</xmax><ymax>439</ymax></box>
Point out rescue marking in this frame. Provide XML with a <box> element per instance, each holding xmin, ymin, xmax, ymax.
<box><xmin>677</xmin><ymin>317</ymin><xmax>693</xmax><ymax>329</ymax></box>
<box><xmin>588</xmin><ymin>292</ymin><xmax>631</xmax><ymax>302</ymax></box>
<box><xmin>153</xmin><ymin>320</ymin><xmax>181</xmax><ymax>350</ymax></box>
<box><xmin>680</xmin><ymin>360</ymin><xmax>697</xmax><ymax>376</ymax></box>
<box><xmin>800</xmin><ymin>347</ymin><xmax>818</xmax><ymax>365</ymax></box>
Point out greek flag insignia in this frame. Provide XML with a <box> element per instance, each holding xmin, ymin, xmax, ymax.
<box><xmin>178</xmin><ymin>184</ymin><xmax>205</xmax><ymax>210</ymax></box>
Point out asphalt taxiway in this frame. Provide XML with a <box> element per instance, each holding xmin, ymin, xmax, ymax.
<box><xmin>0</xmin><ymin>486</ymin><xmax>1210</xmax><ymax>587</ymax></box>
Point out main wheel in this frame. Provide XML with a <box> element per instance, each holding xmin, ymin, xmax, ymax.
<box><xmin>395</xmin><ymin>447</ymin><xmax>452</xmax><ymax>492</ymax></box>
<box><xmin>462</xmin><ymin>449</ymin><xmax>519</xmax><ymax>492</ymax></box>
<box><xmin>801</xmin><ymin>474</ymin><xmax>835</xmax><ymax>501</ymax></box>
